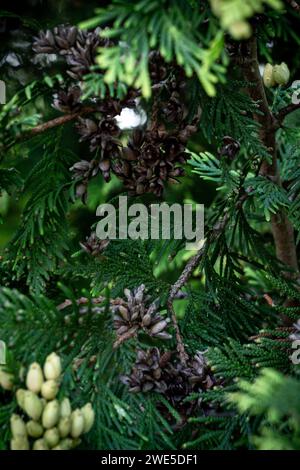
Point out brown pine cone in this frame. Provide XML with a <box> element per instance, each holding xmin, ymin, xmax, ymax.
<box><xmin>52</xmin><ymin>85</ymin><xmax>82</xmax><ymax>113</ymax></box>
<box><xmin>70</xmin><ymin>157</ymin><xmax>112</xmax><ymax>201</ymax></box>
<box><xmin>113</xmin><ymin>285</ymin><xmax>171</xmax><ymax>344</ymax></box>
<box><xmin>114</xmin><ymin>131</ymin><xmax>188</xmax><ymax>196</ymax></box>
<box><xmin>33</xmin><ymin>25</ymin><xmax>79</xmax><ymax>54</ymax></box>
<box><xmin>120</xmin><ymin>348</ymin><xmax>168</xmax><ymax>393</ymax></box>
<box><xmin>80</xmin><ymin>232</ymin><xmax>109</xmax><ymax>256</ymax></box>
<box><xmin>77</xmin><ymin>117</ymin><xmax>120</xmax><ymax>153</ymax></box>
<box><xmin>149</xmin><ymin>51</ymin><xmax>168</xmax><ymax>84</ymax></box>
<box><xmin>122</xmin><ymin>348</ymin><xmax>215</xmax><ymax>405</ymax></box>
<box><xmin>162</xmin><ymin>91</ymin><xmax>185</xmax><ymax>123</ymax></box>
<box><xmin>33</xmin><ymin>26</ymin><xmax>109</xmax><ymax>79</ymax></box>
<box><xmin>218</xmin><ymin>136</ymin><xmax>240</xmax><ymax>160</ymax></box>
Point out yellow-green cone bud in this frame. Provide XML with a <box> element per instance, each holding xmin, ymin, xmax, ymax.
<box><xmin>273</xmin><ymin>62</ymin><xmax>290</xmax><ymax>86</ymax></box>
<box><xmin>16</xmin><ymin>389</ymin><xmax>26</xmax><ymax>410</ymax></box>
<box><xmin>263</xmin><ymin>63</ymin><xmax>276</xmax><ymax>88</ymax></box>
<box><xmin>42</xmin><ymin>399</ymin><xmax>60</xmax><ymax>429</ymax></box>
<box><xmin>60</xmin><ymin>397</ymin><xmax>71</xmax><ymax>418</ymax></box>
<box><xmin>44</xmin><ymin>427</ymin><xmax>60</xmax><ymax>448</ymax></box>
<box><xmin>44</xmin><ymin>353</ymin><xmax>61</xmax><ymax>380</ymax></box>
<box><xmin>26</xmin><ymin>420</ymin><xmax>44</xmax><ymax>438</ymax></box>
<box><xmin>81</xmin><ymin>403</ymin><xmax>95</xmax><ymax>434</ymax></box>
<box><xmin>210</xmin><ymin>0</ymin><xmax>222</xmax><ymax>16</ymax></box>
<box><xmin>59</xmin><ymin>438</ymin><xmax>73</xmax><ymax>450</ymax></box>
<box><xmin>23</xmin><ymin>391</ymin><xmax>43</xmax><ymax>421</ymax></box>
<box><xmin>10</xmin><ymin>414</ymin><xmax>27</xmax><ymax>438</ymax></box>
<box><xmin>41</xmin><ymin>380</ymin><xmax>59</xmax><ymax>400</ymax></box>
<box><xmin>71</xmin><ymin>409</ymin><xmax>85</xmax><ymax>438</ymax></box>
<box><xmin>11</xmin><ymin>437</ymin><xmax>30</xmax><ymax>450</ymax></box>
<box><xmin>58</xmin><ymin>416</ymin><xmax>71</xmax><ymax>438</ymax></box>
<box><xmin>26</xmin><ymin>363</ymin><xmax>44</xmax><ymax>393</ymax></box>
<box><xmin>33</xmin><ymin>438</ymin><xmax>49</xmax><ymax>450</ymax></box>
<box><xmin>0</xmin><ymin>366</ymin><xmax>14</xmax><ymax>390</ymax></box>
<box><xmin>229</xmin><ymin>21</ymin><xmax>252</xmax><ymax>40</ymax></box>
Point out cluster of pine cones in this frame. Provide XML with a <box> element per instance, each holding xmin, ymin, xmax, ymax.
<box><xmin>121</xmin><ymin>348</ymin><xmax>215</xmax><ymax>405</ymax></box>
<box><xmin>57</xmin><ymin>283</ymin><xmax>217</xmax><ymax>413</ymax></box>
<box><xmin>113</xmin><ymin>129</ymin><xmax>188</xmax><ymax>197</ymax></box>
<box><xmin>32</xmin><ymin>25</ymin><xmax>199</xmax><ymax>200</ymax></box>
<box><xmin>111</xmin><ymin>285</ymin><xmax>216</xmax><ymax>407</ymax></box>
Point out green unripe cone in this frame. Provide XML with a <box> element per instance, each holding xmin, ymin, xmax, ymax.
<box><xmin>23</xmin><ymin>391</ymin><xmax>43</xmax><ymax>421</ymax></box>
<box><xmin>81</xmin><ymin>403</ymin><xmax>95</xmax><ymax>434</ymax></box>
<box><xmin>60</xmin><ymin>397</ymin><xmax>71</xmax><ymax>418</ymax></box>
<box><xmin>71</xmin><ymin>409</ymin><xmax>85</xmax><ymax>438</ymax></box>
<box><xmin>44</xmin><ymin>427</ymin><xmax>60</xmax><ymax>448</ymax></box>
<box><xmin>41</xmin><ymin>380</ymin><xmax>59</xmax><ymax>400</ymax></box>
<box><xmin>11</xmin><ymin>437</ymin><xmax>30</xmax><ymax>450</ymax></box>
<box><xmin>0</xmin><ymin>366</ymin><xmax>14</xmax><ymax>390</ymax></box>
<box><xmin>58</xmin><ymin>416</ymin><xmax>71</xmax><ymax>438</ymax></box>
<box><xmin>10</xmin><ymin>414</ymin><xmax>27</xmax><ymax>438</ymax></box>
<box><xmin>59</xmin><ymin>438</ymin><xmax>73</xmax><ymax>450</ymax></box>
<box><xmin>42</xmin><ymin>399</ymin><xmax>60</xmax><ymax>429</ymax></box>
<box><xmin>263</xmin><ymin>63</ymin><xmax>276</xmax><ymax>88</ymax></box>
<box><xmin>16</xmin><ymin>389</ymin><xmax>26</xmax><ymax>410</ymax></box>
<box><xmin>273</xmin><ymin>62</ymin><xmax>290</xmax><ymax>86</ymax></box>
<box><xmin>210</xmin><ymin>0</ymin><xmax>222</xmax><ymax>16</ymax></box>
<box><xmin>229</xmin><ymin>21</ymin><xmax>252</xmax><ymax>40</ymax></box>
<box><xmin>33</xmin><ymin>438</ymin><xmax>49</xmax><ymax>450</ymax></box>
<box><xmin>26</xmin><ymin>362</ymin><xmax>44</xmax><ymax>393</ymax></box>
<box><xmin>26</xmin><ymin>420</ymin><xmax>44</xmax><ymax>438</ymax></box>
<box><xmin>44</xmin><ymin>353</ymin><xmax>61</xmax><ymax>380</ymax></box>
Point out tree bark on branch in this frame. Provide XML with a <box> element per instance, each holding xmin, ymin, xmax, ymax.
<box><xmin>238</xmin><ymin>35</ymin><xmax>298</xmax><ymax>274</ymax></box>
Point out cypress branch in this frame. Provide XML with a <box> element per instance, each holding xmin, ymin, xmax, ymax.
<box><xmin>239</xmin><ymin>35</ymin><xmax>299</xmax><ymax>275</ymax></box>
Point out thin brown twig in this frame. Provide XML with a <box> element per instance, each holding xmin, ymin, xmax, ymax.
<box><xmin>166</xmin><ymin>206</ymin><xmax>236</xmax><ymax>365</ymax></box>
<box><xmin>167</xmin><ymin>246</ymin><xmax>206</xmax><ymax>365</ymax></box>
<box><xmin>15</xmin><ymin>106</ymin><xmax>95</xmax><ymax>144</ymax></box>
